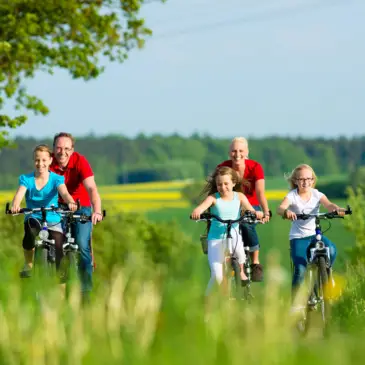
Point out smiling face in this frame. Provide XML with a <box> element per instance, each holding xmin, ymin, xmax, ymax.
<box><xmin>230</xmin><ymin>141</ymin><xmax>248</xmax><ymax>168</ymax></box>
<box><xmin>295</xmin><ymin>167</ymin><xmax>315</xmax><ymax>193</ymax></box>
<box><xmin>34</xmin><ymin>150</ymin><xmax>52</xmax><ymax>175</ymax></box>
<box><xmin>215</xmin><ymin>174</ymin><xmax>234</xmax><ymax>197</ymax></box>
<box><xmin>53</xmin><ymin>136</ymin><xmax>74</xmax><ymax>167</ymax></box>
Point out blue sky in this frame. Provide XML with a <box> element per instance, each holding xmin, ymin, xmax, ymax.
<box><xmin>7</xmin><ymin>0</ymin><xmax>365</xmax><ymax>139</ymax></box>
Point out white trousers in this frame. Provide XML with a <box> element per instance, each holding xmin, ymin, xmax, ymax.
<box><xmin>206</xmin><ymin>234</ymin><xmax>246</xmax><ymax>295</ymax></box>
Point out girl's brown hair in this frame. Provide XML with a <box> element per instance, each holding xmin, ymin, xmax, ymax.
<box><xmin>33</xmin><ymin>144</ymin><xmax>52</xmax><ymax>157</ymax></box>
<box><xmin>201</xmin><ymin>166</ymin><xmax>243</xmax><ymax>198</ymax></box>
<box><xmin>285</xmin><ymin>164</ymin><xmax>318</xmax><ymax>190</ymax></box>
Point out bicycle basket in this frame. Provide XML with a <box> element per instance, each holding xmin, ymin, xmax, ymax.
<box><xmin>200</xmin><ymin>234</ymin><xmax>208</xmax><ymax>255</ymax></box>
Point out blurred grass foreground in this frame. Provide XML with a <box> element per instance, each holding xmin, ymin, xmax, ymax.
<box><xmin>1</xmin><ymin>187</ymin><xmax>365</xmax><ymax>364</ymax></box>
<box><xmin>1</xmin><ymin>251</ymin><xmax>365</xmax><ymax>365</ymax></box>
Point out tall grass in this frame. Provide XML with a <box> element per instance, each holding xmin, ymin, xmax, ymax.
<box><xmin>1</xmin><ymin>191</ymin><xmax>365</xmax><ymax>364</ymax></box>
<box><xmin>1</xmin><ymin>247</ymin><xmax>365</xmax><ymax>365</ymax></box>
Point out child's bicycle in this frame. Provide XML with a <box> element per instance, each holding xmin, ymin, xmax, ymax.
<box><xmin>5</xmin><ymin>202</ymin><xmax>105</xmax><ymax>292</ymax></box>
<box><xmin>192</xmin><ymin>210</ymin><xmax>269</xmax><ymax>302</ymax></box>
<box><xmin>290</xmin><ymin>206</ymin><xmax>352</xmax><ymax>336</ymax></box>
<box><xmin>5</xmin><ymin>203</ymin><xmax>62</xmax><ymax>280</ymax></box>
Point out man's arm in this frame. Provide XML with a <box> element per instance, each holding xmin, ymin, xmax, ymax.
<box><xmin>255</xmin><ymin>179</ymin><xmax>270</xmax><ymax>222</ymax></box>
<box><xmin>83</xmin><ymin>176</ymin><xmax>102</xmax><ymax>224</ymax></box>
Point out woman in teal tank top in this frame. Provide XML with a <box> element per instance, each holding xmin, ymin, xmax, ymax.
<box><xmin>191</xmin><ymin>167</ymin><xmax>263</xmax><ymax>296</ymax></box>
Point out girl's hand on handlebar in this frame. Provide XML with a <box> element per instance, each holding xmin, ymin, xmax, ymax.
<box><xmin>68</xmin><ymin>202</ymin><xmax>78</xmax><ymax>212</ymax></box>
<box><xmin>334</xmin><ymin>207</ymin><xmax>346</xmax><ymax>217</ymax></box>
<box><xmin>10</xmin><ymin>204</ymin><xmax>21</xmax><ymax>213</ymax></box>
<box><xmin>191</xmin><ymin>208</ymin><xmax>202</xmax><ymax>220</ymax></box>
<box><xmin>285</xmin><ymin>209</ymin><xmax>297</xmax><ymax>221</ymax></box>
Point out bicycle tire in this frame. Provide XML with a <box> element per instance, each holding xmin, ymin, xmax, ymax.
<box><xmin>67</xmin><ymin>251</ymin><xmax>78</xmax><ymax>281</ymax></box>
<box><xmin>318</xmin><ymin>256</ymin><xmax>331</xmax><ymax>332</ymax></box>
<box><xmin>61</xmin><ymin>250</ymin><xmax>79</xmax><ymax>297</ymax></box>
<box><xmin>294</xmin><ymin>266</ymin><xmax>315</xmax><ymax>336</ymax></box>
<box><xmin>230</xmin><ymin>257</ymin><xmax>241</xmax><ymax>300</ymax></box>
<box><xmin>33</xmin><ymin>246</ymin><xmax>51</xmax><ymax>277</ymax></box>
<box><xmin>32</xmin><ymin>245</ymin><xmax>57</xmax><ymax>299</ymax></box>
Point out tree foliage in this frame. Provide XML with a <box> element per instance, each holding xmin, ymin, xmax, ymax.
<box><xmin>0</xmin><ymin>0</ymin><xmax>160</xmax><ymax>147</ymax></box>
<box><xmin>349</xmin><ymin>166</ymin><xmax>365</xmax><ymax>191</ymax></box>
<box><xmin>1</xmin><ymin>135</ymin><xmax>365</xmax><ymax>189</ymax></box>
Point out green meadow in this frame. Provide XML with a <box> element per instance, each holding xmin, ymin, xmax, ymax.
<box><xmin>1</xmin><ymin>186</ymin><xmax>365</xmax><ymax>364</ymax></box>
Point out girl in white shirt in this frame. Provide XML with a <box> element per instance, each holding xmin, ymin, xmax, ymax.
<box><xmin>277</xmin><ymin>164</ymin><xmax>345</xmax><ymax>295</ymax></box>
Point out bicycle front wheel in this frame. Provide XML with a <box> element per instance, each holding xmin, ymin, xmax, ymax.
<box><xmin>318</xmin><ymin>256</ymin><xmax>331</xmax><ymax>332</ymax></box>
<box><xmin>59</xmin><ymin>251</ymin><xmax>79</xmax><ymax>297</ymax></box>
<box><xmin>33</xmin><ymin>245</ymin><xmax>57</xmax><ymax>296</ymax></box>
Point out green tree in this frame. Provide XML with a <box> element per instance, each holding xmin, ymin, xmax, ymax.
<box><xmin>349</xmin><ymin>166</ymin><xmax>365</xmax><ymax>190</ymax></box>
<box><xmin>0</xmin><ymin>0</ymin><xmax>162</xmax><ymax>148</ymax></box>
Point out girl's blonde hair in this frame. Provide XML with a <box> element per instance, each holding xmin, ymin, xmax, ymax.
<box><xmin>33</xmin><ymin>144</ymin><xmax>52</xmax><ymax>157</ymax></box>
<box><xmin>201</xmin><ymin>166</ymin><xmax>243</xmax><ymax>198</ymax></box>
<box><xmin>285</xmin><ymin>164</ymin><xmax>318</xmax><ymax>190</ymax></box>
<box><xmin>230</xmin><ymin>136</ymin><xmax>249</xmax><ymax>158</ymax></box>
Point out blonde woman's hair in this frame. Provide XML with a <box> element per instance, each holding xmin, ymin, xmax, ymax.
<box><xmin>201</xmin><ymin>166</ymin><xmax>243</xmax><ymax>198</ymax></box>
<box><xmin>285</xmin><ymin>164</ymin><xmax>318</xmax><ymax>190</ymax></box>
<box><xmin>33</xmin><ymin>144</ymin><xmax>52</xmax><ymax>157</ymax></box>
<box><xmin>230</xmin><ymin>136</ymin><xmax>249</xmax><ymax>158</ymax></box>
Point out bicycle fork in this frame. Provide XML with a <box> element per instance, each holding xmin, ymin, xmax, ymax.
<box><xmin>63</xmin><ymin>227</ymin><xmax>78</xmax><ymax>255</ymax></box>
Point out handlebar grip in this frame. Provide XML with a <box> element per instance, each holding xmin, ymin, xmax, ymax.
<box><xmin>5</xmin><ymin>202</ymin><xmax>10</xmax><ymax>214</ymax></box>
<box><xmin>345</xmin><ymin>205</ymin><xmax>352</xmax><ymax>215</ymax></box>
<box><xmin>76</xmin><ymin>199</ymin><xmax>81</xmax><ymax>210</ymax></box>
<box><xmin>102</xmin><ymin>210</ymin><xmax>106</xmax><ymax>218</ymax></box>
<box><xmin>189</xmin><ymin>213</ymin><xmax>211</xmax><ymax>220</ymax></box>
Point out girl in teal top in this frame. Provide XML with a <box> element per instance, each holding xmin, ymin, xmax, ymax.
<box><xmin>10</xmin><ymin>144</ymin><xmax>77</xmax><ymax>277</ymax></box>
<box><xmin>191</xmin><ymin>166</ymin><xmax>263</xmax><ymax>295</ymax></box>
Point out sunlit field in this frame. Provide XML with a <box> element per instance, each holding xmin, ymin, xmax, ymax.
<box><xmin>0</xmin><ymin>180</ymin><xmax>287</xmax><ymax>212</ymax></box>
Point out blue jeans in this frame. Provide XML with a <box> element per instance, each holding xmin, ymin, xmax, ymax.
<box><xmin>290</xmin><ymin>235</ymin><xmax>337</xmax><ymax>289</ymax></box>
<box><xmin>70</xmin><ymin>206</ymin><xmax>93</xmax><ymax>292</ymax></box>
<box><xmin>239</xmin><ymin>205</ymin><xmax>261</xmax><ymax>252</ymax></box>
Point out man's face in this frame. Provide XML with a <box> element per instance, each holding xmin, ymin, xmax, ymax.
<box><xmin>53</xmin><ymin>136</ymin><xmax>74</xmax><ymax>167</ymax></box>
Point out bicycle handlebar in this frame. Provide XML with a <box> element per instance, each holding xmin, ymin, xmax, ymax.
<box><xmin>295</xmin><ymin>205</ymin><xmax>352</xmax><ymax>220</ymax></box>
<box><xmin>190</xmin><ymin>210</ymin><xmax>272</xmax><ymax>225</ymax></box>
<box><xmin>5</xmin><ymin>202</ymin><xmax>106</xmax><ymax>222</ymax></box>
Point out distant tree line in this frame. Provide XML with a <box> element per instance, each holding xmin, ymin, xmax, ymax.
<box><xmin>1</xmin><ymin>134</ymin><xmax>365</xmax><ymax>189</ymax></box>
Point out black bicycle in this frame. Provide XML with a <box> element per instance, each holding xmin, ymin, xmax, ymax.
<box><xmin>191</xmin><ymin>210</ymin><xmax>270</xmax><ymax>302</ymax></box>
<box><xmin>5</xmin><ymin>203</ymin><xmax>106</xmax><ymax>290</ymax></box>
<box><xmin>5</xmin><ymin>203</ymin><xmax>63</xmax><ymax>281</ymax></box>
<box><xmin>290</xmin><ymin>206</ymin><xmax>352</xmax><ymax>335</ymax></box>
<box><xmin>57</xmin><ymin>208</ymin><xmax>106</xmax><ymax>290</ymax></box>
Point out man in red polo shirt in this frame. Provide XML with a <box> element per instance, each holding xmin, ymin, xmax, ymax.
<box><xmin>50</xmin><ymin>132</ymin><xmax>103</xmax><ymax>295</ymax></box>
<box><xmin>217</xmin><ymin>137</ymin><xmax>271</xmax><ymax>282</ymax></box>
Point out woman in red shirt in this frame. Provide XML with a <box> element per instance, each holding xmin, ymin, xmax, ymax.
<box><xmin>217</xmin><ymin>137</ymin><xmax>270</xmax><ymax>282</ymax></box>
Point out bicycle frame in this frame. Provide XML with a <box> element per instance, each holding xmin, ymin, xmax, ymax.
<box><xmin>290</xmin><ymin>206</ymin><xmax>352</xmax><ymax>335</ymax></box>
<box><xmin>56</xmin><ymin>209</ymin><xmax>106</xmax><ymax>280</ymax></box>
<box><xmin>5</xmin><ymin>203</ymin><xmax>57</xmax><ymax>267</ymax></box>
<box><xmin>5</xmin><ymin>202</ymin><xmax>106</xmax><ymax>278</ymax></box>
<box><xmin>307</xmin><ymin>217</ymin><xmax>331</xmax><ymax>303</ymax></box>
<box><xmin>191</xmin><ymin>210</ymin><xmax>268</xmax><ymax>301</ymax></box>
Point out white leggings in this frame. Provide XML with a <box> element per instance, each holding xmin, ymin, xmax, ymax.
<box><xmin>206</xmin><ymin>234</ymin><xmax>246</xmax><ymax>295</ymax></box>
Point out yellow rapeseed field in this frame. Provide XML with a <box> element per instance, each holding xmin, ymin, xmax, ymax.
<box><xmin>0</xmin><ymin>181</ymin><xmax>287</xmax><ymax>212</ymax></box>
